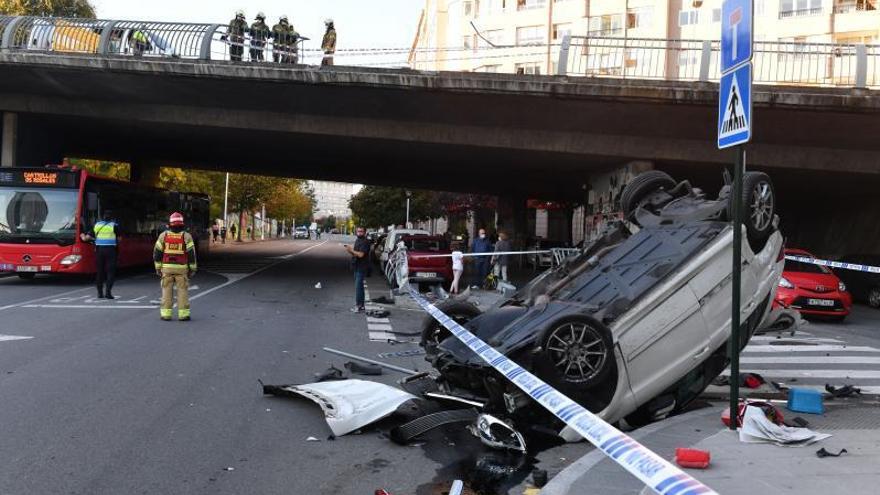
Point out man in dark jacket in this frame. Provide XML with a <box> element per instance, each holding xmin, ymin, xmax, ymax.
<box><xmin>471</xmin><ymin>228</ymin><xmax>493</xmax><ymax>288</ymax></box>
<box><xmin>344</xmin><ymin>226</ymin><xmax>371</xmax><ymax>313</ymax></box>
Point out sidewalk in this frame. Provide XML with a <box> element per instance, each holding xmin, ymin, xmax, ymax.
<box><xmin>543</xmin><ymin>400</ymin><xmax>880</xmax><ymax>495</ymax></box>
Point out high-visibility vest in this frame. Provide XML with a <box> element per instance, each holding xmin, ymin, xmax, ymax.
<box><xmin>161</xmin><ymin>231</ymin><xmax>188</xmax><ymax>266</ymax></box>
<box><xmin>94</xmin><ymin>221</ymin><xmax>117</xmax><ymax>247</ymax></box>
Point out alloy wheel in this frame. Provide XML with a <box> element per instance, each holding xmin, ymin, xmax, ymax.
<box><xmin>546</xmin><ymin>322</ymin><xmax>608</xmax><ymax>383</ymax></box>
<box><xmin>750</xmin><ymin>180</ymin><xmax>774</xmax><ymax>232</ymax></box>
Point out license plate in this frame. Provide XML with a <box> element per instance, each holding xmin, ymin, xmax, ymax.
<box><xmin>0</xmin><ymin>263</ymin><xmax>13</xmax><ymax>271</ymax></box>
<box><xmin>16</xmin><ymin>266</ymin><xmax>38</xmax><ymax>273</ymax></box>
<box><xmin>416</xmin><ymin>272</ymin><xmax>437</xmax><ymax>278</ymax></box>
<box><xmin>807</xmin><ymin>298</ymin><xmax>834</xmax><ymax>307</ymax></box>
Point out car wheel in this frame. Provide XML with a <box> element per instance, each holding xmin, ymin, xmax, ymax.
<box><xmin>869</xmin><ymin>287</ymin><xmax>880</xmax><ymax>308</ymax></box>
<box><xmin>419</xmin><ymin>300</ymin><xmax>481</xmax><ymax>359</ymax></box>
<box><xmin>620</xmin><ymin>171</ymin><xmax>676</xmax><ymax>221</ymax></box>
<box><xmin>17</xmin><ymin>273</ymin><xmax>36</xmax><ymax>280</ymax></box>
<box><xmin>729</xmin><ymin>172</ymin><xmax>775</xmax><ymax>250</ymax></box>
<box><xmin>537</xmin><ymin>316</ymin><xmax>613</xmax><ymax>388</ymax></box>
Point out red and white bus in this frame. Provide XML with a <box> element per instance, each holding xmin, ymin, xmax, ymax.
<box><xmin>0</xmin><ymin>166</ymin><xmax>210</xmax><ymax>279</ymax></box>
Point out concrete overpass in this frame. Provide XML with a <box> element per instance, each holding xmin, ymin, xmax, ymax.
<box><xmin>1</xmin><ymin>51</ymin><xmax>879</xmax><ymax>253</ymax></box>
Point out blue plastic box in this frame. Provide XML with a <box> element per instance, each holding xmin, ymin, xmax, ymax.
<box><xmin>787</xmin><ymin>388</ymin><xmax>824</xmax><ymax>414</ymax></box>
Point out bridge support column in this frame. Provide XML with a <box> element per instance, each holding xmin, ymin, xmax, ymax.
<box><xmin>1</xmin><ymin>112</ymin><xmax>17</xmax><ymax>167</ymax></box>
<box><xmin>130</xmin><ymin>162</ymin><xmax>161</xmax><ymax>186</ymax></box>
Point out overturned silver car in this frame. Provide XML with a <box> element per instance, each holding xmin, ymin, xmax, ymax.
<box><xmin>421</xmin><ymin>171</ymin><xmax>783</xmax><ymax>428</ymax></box>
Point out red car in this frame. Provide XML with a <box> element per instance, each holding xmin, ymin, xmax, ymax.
<box><xmin>775</xmin><ymin>249</ymin><xmax>852</xmax><ymax>321</ymax></box>
<box><xmin>399</xmin><ymin>235</ymin><xmax>453</xmax><ymax>287</ymax></box>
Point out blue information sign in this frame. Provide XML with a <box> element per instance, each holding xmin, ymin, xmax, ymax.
<box><xmin>718</xmin><ymin>63</ymin><xmax>752</xmax><ymax>149</ymax></box>
<box><xmin>721</xmin><ymin>0</ymin><xmax>753</xmax><ymax>74</ymax></box>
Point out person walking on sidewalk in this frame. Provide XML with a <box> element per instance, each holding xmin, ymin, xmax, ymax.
<box><xmin>154</xmin><ymin>212</ymin><xmax>198</xmax><ymax>322</ymax></box>
<box><xmin>344</xmin><ymin>226</ymin><xmax>371</xmax><ymax>313</ymax></box>
<box><xmin>491</xmin><ymin>231</ymin><xmax>512</xmax><ymax>283</ymax></box>
<box><xmin>470</xmin><ymin>228</ymin><xmax>493</xmax><ymax>288</ymax></box>
<box><xmin>81</xmin><ymin>210</ymin><xmax>119</xmax><ymax>299</ymax></box>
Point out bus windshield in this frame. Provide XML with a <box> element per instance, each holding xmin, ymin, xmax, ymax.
<box><xmin>0</xmin><ymin>187</ymin><xmax>79</xmax><ymax>244</ymax></box>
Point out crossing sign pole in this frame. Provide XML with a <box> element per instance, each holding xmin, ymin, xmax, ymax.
<box><xmin>720</xmin><ymin>0</ymin><xmax>754</xmax><ymax>430</ymax></box>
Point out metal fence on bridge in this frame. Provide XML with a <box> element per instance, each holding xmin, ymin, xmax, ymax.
<box><xmin>1</xmin><ymin>15</ymin><xmax>878</xmax><ymax>89</ymax></box>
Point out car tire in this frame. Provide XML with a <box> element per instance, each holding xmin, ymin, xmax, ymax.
<box><xmin>620</xmin><ymin>171</ymin><xmax>677</xmax><ymax>220</ymax></box>
<box><xmin>535</xmin><ymin>316</ymin><xmax>614</xmax><ymax>388</ymax></box>
<box><xmin>729</xmin><ymin>172</ymin><xmax>775</xmax><ymax>250</ymax></box>
<box><xmin>17</xmin><ymin>273</ymin><xmax>35</xmax><ymax>280</ymax></box>
<box><xmin>868</xmin><ymin>287</ymin><xmax>880</xmax><ymax>308</ymax></box>
<box><xmin>419</xmin><ymin>300</ymin><xmax>482</xmax><ymax>359</ymax></box>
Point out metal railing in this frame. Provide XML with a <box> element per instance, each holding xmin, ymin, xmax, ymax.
<box><xmin>1</xmin><ymin>15</ymin><xmax>878</xmax><ymax>89</ymax></box>
<box><xmin>778</xmin><ymin>7</ymin><xmax>824</xmax><ymax>18</ymax></box>
<box><xmin>559</xmin><ymin>35</ymin><xmax>879</xmax><ymax>88</ymax></box>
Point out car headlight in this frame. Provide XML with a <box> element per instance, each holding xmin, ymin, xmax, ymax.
<box><xmin>60</xmin><ymin>254</ymin><xmax>82</xmax><ymax>266</ymax></box>
<box><xmin>839</xmin><ymin>281</ymin><xmax>847</xmax><ymax>292</ymax></box>
<box><xmin>778</xmin><ymin>277</ymin><xmax>794</xmax><ymax>289</ymax></box>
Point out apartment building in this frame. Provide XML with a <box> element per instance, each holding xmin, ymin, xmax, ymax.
<box><xmin>412</xmin><ymin>0</ymin><xmax>879</xmax><ymax>76</ymax></box>
<box><xmin>309</xmin><ymin>181</ymin><xmax>361</xmax><ymax>220</ymax></box>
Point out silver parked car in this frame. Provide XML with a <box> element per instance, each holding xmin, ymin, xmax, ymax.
<box><xmin>421</xmin><ymin>170</ymin><xmax>782</xmax><ymax>428</ymax></box>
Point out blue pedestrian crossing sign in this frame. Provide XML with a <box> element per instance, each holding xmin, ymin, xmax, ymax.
<box><xmin>721</xmin><ymin>0</ymin><xmax>753</xmax><ymax>73</ymax></box>
<box><xmin>718</xmin><ymin>63</ymin><xmax>752</xmax><ymax>149</ymax></box>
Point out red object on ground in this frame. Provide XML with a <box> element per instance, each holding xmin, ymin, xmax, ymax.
<box><xmin>375</xmin><ymin>490</ymin><xmax>393</xmax><ymax>495</ymax></box>
<box><xmin>774</xmin><ymin>248</ymin><xmax>852</xmax><ymax>320</ymax></box>
<box><xmin>721</xmin><ymin>401</ymin><xmax>785</xmax><ymax>428</ymax></box>
<box><xmin>675</xmin><ymin>448</ymin><xmax>711</xmax><ymax>469</ymax></box>
<box><xmin>743</xmin><ymin>374</ymin><xmax>763</xmax><ymax>389</ymax></box>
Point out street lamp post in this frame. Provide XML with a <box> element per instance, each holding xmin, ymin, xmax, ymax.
<box><xmin>223</xmin><ymin>172</ymin><xmax>229</xmax><ymax>228</ymax></box>
<box><xmin>405</xmin><ymin>190</ymin><xmax>412</xmax><ymax>229</ymax></box>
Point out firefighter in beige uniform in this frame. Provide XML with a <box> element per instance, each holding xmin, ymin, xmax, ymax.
<box><xmin>154</xmin><ymin>212</ymin><xmax>198</xmax><ymax>321</ymax></box>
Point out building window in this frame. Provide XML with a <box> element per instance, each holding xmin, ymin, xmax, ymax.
<box><xmin>779</xmin><ymin>0</ymin><xmax>823</xmax><ymax>18</ymax></box>
<box><xmin>480</xmin><ymin>0</ymin><xmax>506</xmax><ymax>16</ymax></box>
<box><xmin>515</xmin><ymin>62</ymin><xmax>542</xmax><ymax>74</ymax></box>
<box><xmin>756</xmin><ymin>0</ymin><xmax>769</xmax><ymax>16</ymax></box>
<box><xmin>464</xmin><ymin>0</ymin><xmax>473</xmax><ymax>16</ymax></box>
<box><xmin>834</xmin><ymin>0</ymin><xmax>877</xmax><ymax>13</ymax></box>
<box><xmin>463</xmin><ymin>36</ymin><xmax>473</xmax><ymax>50</ymax></box>
<box><xmin>478</xmin><ymin>29</ymin><xmax>505</xmax><ymax>47</ymax></box>
<box><xmin>516</xmin><ymin>25</ymin><xmax>544</xmax><ymax>45</ymax></box>
<box><xmin>552</xmin><ymin>23</ymin><xmax>572</xmax><ymax>40</ymax></box>
<box><xmin>627</xmin><ymin>7</ymin><xmax>654</xmax><ymax>29</ymax></box>
<box><xmin>589</xmin><ymin>14</ymin><xmax>624</xmax><ymax>36</ymax></box>
<box><xmin>678</xmin><ymin>10</ymin><xmax>700</xmax><ymax>26</ymax></box>
<box><xmin>712</xmin><ymin>8</ymin><xmax>722</xmax><ymax>22</ymax></box>
<box><xmin>517</xmin><ymin>0</ymin><xmax>547</xmax><ymax>10</ymax></box>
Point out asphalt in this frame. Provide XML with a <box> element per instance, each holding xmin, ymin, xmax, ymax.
<box><xmin>3</xmin><ymin>239</ymin><xmax>880</xmax><ymax>494</ymax></box>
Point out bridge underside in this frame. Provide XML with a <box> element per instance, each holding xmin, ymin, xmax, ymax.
<box><xmin>1</xmin><ymin>53</ymin><xmax>880</xmax><ymax>254</ymax></box>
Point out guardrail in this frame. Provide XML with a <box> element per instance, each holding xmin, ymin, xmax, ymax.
<box><xmin>1</xmin><ymin>15</ymin><xmax>877</xmax><ymax>89</ymax></box>
<box><xmin>559</xmin><ymin>35</ymin><xmax>879</xmax><ymax>89</ymax></box>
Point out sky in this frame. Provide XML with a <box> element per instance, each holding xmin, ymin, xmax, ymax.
<box><xmin>91</xmin><ymin>0</ymin><xmax>423</xmax><ymax>50</ymax></box>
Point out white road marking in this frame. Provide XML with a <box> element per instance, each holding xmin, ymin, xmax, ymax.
<box><xmin>189</xmin><ymin>240</ymin><xmax>328</xmax><ymax>302</ymax></box>
<box><xmin>367</xmin><ymin>323</ymin><xmax>394</xmax><ymax>331</ymax></box>
<box><xmin>0</xmin><ymin>334</ymin><xmax>33</xmax><ymax>342</ymax></box>
<box><xmin>0</xmin><ymin>286</ymin><xmax>93</xmax><ymax>312</ymax></box>
<box><xmin>742</xmin><ymin>345</ymin><xmax>880</xmax><ymax>353</ymax></box>
<box><xmin>367</xmin><ymin>317</ymin><xmax>390</xmax><ymax>324</ymax></box>
<box><xmin>727</xmin><ymin>369</ymin><xmax>880</xmax><ymax>379</ymax></box>
<box><xmin>741</xmin><ymin>356</ymin><xmax>880</xmax><ymax>365</ymax></box>
<box><xmin>779</xmin><ymin>385</ymin><xmax>880</xmax><ymax>395</ymax></box>
<box><xmin>22</xmin><ymin>304</ymin><xmax>158</xmax><ymax>309</ymax></box>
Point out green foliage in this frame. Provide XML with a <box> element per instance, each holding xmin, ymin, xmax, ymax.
<box><xmin>68</xmin><ymin>159</ymin><xmax>129</xmax><ymax>180</ymax></box>
<box><xmin>264</xmin><ymin>179</ymin><xmax>315</xmax><ymax>225</ymax></box>
<box><xmin>0</xmin><ymin>0</ymin><xmax>96</xmax><ymax>17</ymax></box>
<box><xmin>348</xmin><ymin>187</ymin><xmax>443</xmax><ymax>228</ymax></box>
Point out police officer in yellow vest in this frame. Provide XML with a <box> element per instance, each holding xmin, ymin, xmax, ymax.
<box><xmin>154</xmin><ymin>212</ymin><xmax>198</xmax><ymax>321</ymax></box>
<box><xmin>81</xmin><ymin>210</ymin><xmax>119</xmax><ymax>300</ymax></box>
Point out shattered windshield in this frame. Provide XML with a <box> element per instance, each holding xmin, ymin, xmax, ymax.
<box><xmin>0</xmin><ymin>187</ymin><xmax>79</xmax><ymax>244</ymax></box>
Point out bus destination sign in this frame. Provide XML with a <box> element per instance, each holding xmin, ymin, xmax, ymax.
<box><xmin>0</xmin><ymin>169</ymin><xmax>79</xmax><ymax>188</ymax></box>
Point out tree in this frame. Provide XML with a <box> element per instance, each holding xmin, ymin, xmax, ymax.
<box><xmin>227</xmin><ymin>174</ymin><xmax>275</xmax><ymax>241</ymax></box>
<box><xmin>67</xmin><ymin>159</ymin><xmax>129</xmax><ymax>180</ymax></box>
<box><xmin>0</xmin><ymin>0</ymin><xmax>97</xmax><ymax>17</ymax></box>
<box><xmin>348</xmin><ymin>186</ymin><xmax>442</xmax><ymax>228</ymax></box>
<box><xmin>264</xmin><ymin>179</ymin><xmax>315</xmax><ymax>229</ymax></box>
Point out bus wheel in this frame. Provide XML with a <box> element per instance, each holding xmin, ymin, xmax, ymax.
<box><xmin>17</xmin><ymin>273</ymin><xmax>36</xmax><ymax>281</ymax></box>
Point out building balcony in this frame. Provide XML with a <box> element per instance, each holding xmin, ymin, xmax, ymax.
<box><xmin>834</xmin><ymin>9</ymin><xmax>880</xmax><ymax>34</ymax></box>
<box><xmin>779</xmin><ymin>7</ymin><xmax>824</xmax><ymax>18</ymax></box>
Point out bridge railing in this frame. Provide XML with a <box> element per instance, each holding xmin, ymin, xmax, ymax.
<box><xmin>560</xmin><ymin>35</ymin><xmax>879</xmax><ymax>89</ymax></box>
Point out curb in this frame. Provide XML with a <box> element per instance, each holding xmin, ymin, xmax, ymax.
<box><xmin>540</xmin><ymin>406</ymin><xmax>722</xmax><ymax>495</ymax></box>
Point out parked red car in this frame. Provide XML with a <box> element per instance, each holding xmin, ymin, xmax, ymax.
<box><xmin>399</xmin><ymin>235</ymin><xmax>453</xmax><ymax>287</ymax></box>
<box><xmin>775</xmin><ymin>248</ymin><xmax>852</xmax><ymax>321</ymax></box>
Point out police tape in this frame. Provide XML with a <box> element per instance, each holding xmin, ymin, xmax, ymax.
<box><xmin>406</xmin><ymin>287</ymin><xmax>718</xmax><ymax>495</ymax></box>
<box><xmin>785</xmin><ymin>255</ymin><xmax>880</xmax><ymax>274</ymax></box>
<box><xmin>409</xmin><ymin>250</ymin><xmax>552</xmax><ymax>259</ymax></box>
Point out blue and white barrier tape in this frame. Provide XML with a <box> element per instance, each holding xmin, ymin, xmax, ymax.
<box><xmin>407</xmin><ymin>288</ymin><xmax>717</xmax><ymax>495</ymax></box>
<box><xmin>785</xmin><ymin>255</ymin><xmax>880</xmax><ymax>274</ymax></box>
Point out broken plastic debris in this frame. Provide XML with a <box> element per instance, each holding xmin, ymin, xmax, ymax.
<box><xmin>314</xmin><ymin>283</ymin><xmax>322</xmax><ymax>289</ymax></box>
<box><xmin>306</xmin><ymin>436</ymin><xmax>320</xmax><ymax>442</ymax></box>
<box><xmin>449</xmin><ymin>480</ymin><xmax>464</xmax><ymax>495</ymax></box>
<box><xmin>314</xmin><ymin>365</ymin><xmax>347</xmax><ymax>382</ymax></box>
<box><xmin>469</xmin><ymin>414</ymin><xmax>527</xmax><ymax>453</ymax></box>
<box><xmin>816</xmin><ymin>447</ymin><xmax>848</xmax><ymax>458</ymax></box>
<box><xmin>675</xmin><ymin>448</ymin><xmax>711</xmax><ymax>469</ymax></box>
<box><xmin>344</xmin><ymin>361</ymin><xmax>383</xmax><ymax>376</ymax></box>
<box><xmin>264</xmin><ymin>379</ymin><xmax>418</xmax><ymax>436</ymax></box>
<box><xmin>531</xmin><ymin>469</ymin><xmax>548</xmax><ymax>488</ymax></box>
<box><xmin>224</xmin><ymin>467</ymin><xmax>235</xmax><ymax>471</ymax></box>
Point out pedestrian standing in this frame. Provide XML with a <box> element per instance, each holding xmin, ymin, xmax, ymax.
<box><xmin>249</xmin><ymin>12</ymin><xmax>270</xmax><ymax>62</ymax></box>
<box><xmin>451</xmin><ymin>244</ymin><xmax>464</xmax><ymax>294</ymax></box>
<box><xmin>230</xmin><ymin>223</ymin><xmax>238</xmax><ymax>241</ymax></box>
<box><xmin>220</xmin><ymin>225</ymin><xmax>227</xmax><ymax>244</ymax></box>
<box><xmin>470</xmin><ymin>228</ymin><xmax>493</xmax><ymax>289</ymax></box>
<box><xmin>227</xmin><ymin>10</ymin><xmax>247</xmax><ymax>61</ymax></box>
<box><xmin>492</xmin><ymin>231</ymin><xmax>512</xmax><ymax>282</ymax></box>
<box><xmin>321</xmin><ymin>19</ymin><xmax>336</xmax><ymax>66</ymax></box>
<box><xmin>211</xmin><ymin>222</ymin><xmax>220</xmax><ymax>243</ymax></box>
<box><xmin>271</xmin><ymin>16</ymin><xmax>292</xmax><ymax>63</ymax></box>
<box><xmin>154</xmin><ymin>212</ymin><xmax>198</xmax><ymax>322</ymax></box>
<box><xmin>344</xmin><ymin>226</ymin><xmax>371</xmax><ymax>313</ymax></box>
<box><xmin>82</xmin><ymin>211</ymin><xmax>119</xmax><ymax>299</ymax></box>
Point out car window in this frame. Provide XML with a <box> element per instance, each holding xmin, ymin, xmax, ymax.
<box><xmin>785</xmin><ymin>259</ymin><xmax>830</xmax><ymax>274</ymax></box>
<box><xmin>405</xmin><ymin>238</ymin><xmax>447</xmax><ymax>251</ymax></box>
